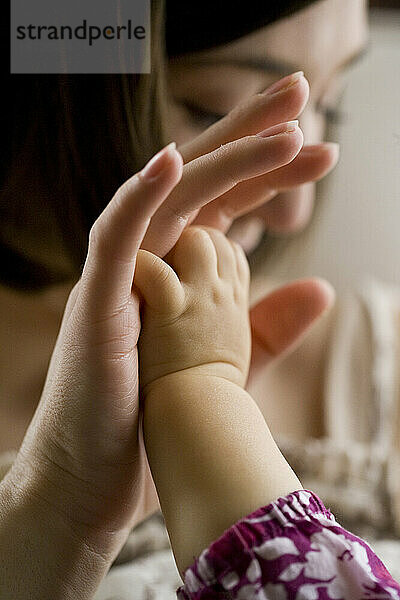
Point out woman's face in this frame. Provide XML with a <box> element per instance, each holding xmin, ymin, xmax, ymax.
<box><xmin>166</xmin><ymin>0</ymin><xmax>368</xmax><ymax>235</ymax></box>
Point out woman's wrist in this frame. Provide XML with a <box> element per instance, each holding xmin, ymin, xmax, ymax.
<box><xmin>0</xmin><ymin>464</ymin><xmax>122</xmax><ymax>600</ymax></box>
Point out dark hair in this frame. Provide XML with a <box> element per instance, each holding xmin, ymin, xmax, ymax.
<box><xmin>1</xmin><ymin>1</ymin><xmax>168</xmax><ymax>293</ymax></box>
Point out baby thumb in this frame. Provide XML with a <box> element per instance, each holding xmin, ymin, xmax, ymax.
<box><xmin>134</xmin><ymin>249</ymin><xmax>185</xmax><ymax>313</ymax></box>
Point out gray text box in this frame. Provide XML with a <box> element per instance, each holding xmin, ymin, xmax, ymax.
<box><xmin>11</xmin><ymin>0</ymin><xmax>150</xmax><ymax>73</ymax></box>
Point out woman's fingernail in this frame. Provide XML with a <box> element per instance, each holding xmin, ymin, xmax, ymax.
<box><xmin>257</xmin><ymin>120</ymin><xmax>299</xmax><ymax>138</ymax></box>
<box><xmin>141</xmin><ymin>141</ymin><xmax>177</xmax><ymax>181</ymax></box>
<box><xmin>263</xmin><ymin>71</ymin><xmax>304</xmax><ymax>95</ymax></box>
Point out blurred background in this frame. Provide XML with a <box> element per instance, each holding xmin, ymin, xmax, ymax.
<box><xmin>251</xmin><ymin>3</ymin><xmax>400</xmax><ymax>293</ymax></box>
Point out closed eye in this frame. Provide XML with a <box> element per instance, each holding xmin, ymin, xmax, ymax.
<box><xmin>182</xmin><ymin>95</ymin><xmax>347</xmax><ymax>128</ymax></box>
<box><xmin>181</xmin><ymin>101</ymin><xmax>225</xmax><ymax>128</ymax></box>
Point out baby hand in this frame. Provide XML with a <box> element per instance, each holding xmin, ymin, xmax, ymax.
<box><xmin>134</xmin><ymin>226</ymin><xmax>251</xmax><ymax>392</ymax></box>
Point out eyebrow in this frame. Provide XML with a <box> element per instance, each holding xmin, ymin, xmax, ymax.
<box><xmin>177</xmin><ymin>42</ymin><xmax>370</xmax><ymax>78</ymax></box>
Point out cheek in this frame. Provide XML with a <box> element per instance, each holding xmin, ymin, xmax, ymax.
<box><xmin>256</xmin><ymin>185</ymin><xmax>316</xmax><ymax>234</ymax></box>
<box><xmin>172</xmin><ymin>121</ymin><xmax>204</xmax><ymax>147</ymax></box>
<box><xmin>164</xmin><ymin>101</ymin><xmax>206</xmax><ymax>147</ymax></box>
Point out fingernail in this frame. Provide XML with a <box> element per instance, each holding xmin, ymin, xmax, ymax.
<box><xmin>257</xmin><ymin>120</ymin><xmax>299</xmax><ymax>138</ymax></box>
<box><xmin>263</xmin><ymin>71</ymin><xmax>304</xmax><ymax>95</ymax></box>
<box><xmin>141</xmin><ymin>141</ymin><xmax>177</xmax><ymax>181</ymax></box>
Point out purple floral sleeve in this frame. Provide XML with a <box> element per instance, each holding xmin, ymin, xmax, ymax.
<box><xmin>176</xmin><ymin>489</ymin><xmax>400</xmax><ymax>599</ymax></box>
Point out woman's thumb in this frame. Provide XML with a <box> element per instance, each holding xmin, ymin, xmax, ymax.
<box><xmin>249</xmin><ymin>278</ymin><xmax>335</xmax><ymax>378</ymax></box>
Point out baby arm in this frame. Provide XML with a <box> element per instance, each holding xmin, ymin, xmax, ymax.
<box><xmin>134</xmin><ymin>227</ymin><xmax>301</xmax><ymax>575</ymax></box>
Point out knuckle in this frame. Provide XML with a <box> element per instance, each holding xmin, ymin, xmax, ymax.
<box><xmin>208</xmin><ymin>142</ymin><xmax>240</xmax><ymax>190</ymax></box>
<box><xmin>184</xmin><ymin>225</ymin><xmax>211</xmax><ymax>246</ymax></box>
<box><xmin>88</xmin><ymin>219</ymin><xmax>103</xmax><ymax>248</ymax></box>
<box><xmin>162</xmin><ymin>202</ymin><xmax>191</xmax><ymax>226</ymax></box>
<box><xmin>242</xmin><ymin>258</ymin><xmax>251</xmax><ymax>282</ymax></box>
<box><xmin>233</xmin><ymin>239</ymin><xmax>247</xmax><ymax>262</ymax></box>
<box><xmin>225</xmin><ymin>96</ymin><xmax>253</xmax><ymax>125</ymax></box>
<box><xmin>181</xmin><ymin>224</ymin><xmax>201</xmax><ymax>238</ymax></box>
<box><xmin>154</xmin><ymin>261</ymin><xmax>172</xmax><ymax>286</ymax></box>
<box><xmin>211</xmin><ymin>285</ymin><xmax>225</xmax><ymax>305</ymax></box>
<box><xmin>114</xmin><ymin>173</ymin><xmax>141</xmax><ymax>207</ymax></box>
<box><xmin>88</xmin><ymin>218</ymin><xmax>111</xmax><ymax>258</ymax></box>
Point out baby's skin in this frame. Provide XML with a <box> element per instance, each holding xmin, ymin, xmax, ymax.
<box><xmin>134</xmin><ymin>226</ymin><xmax>302</xmax><ymax>575</ymax></box>
<box><xmin>135</xmin><ymin>226</ymin><xmax>251</xmax><ymax>392</ymax></box>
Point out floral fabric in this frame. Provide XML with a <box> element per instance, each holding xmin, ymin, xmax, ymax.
<box><xmin>177</xmin><ymin>490</ymin><xmax>400</xmax><ymax>599</ymax></box>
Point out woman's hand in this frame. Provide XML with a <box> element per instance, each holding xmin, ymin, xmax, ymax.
<box><xmin>0</xmin><ymin>142</ymin><xmax>184</xmax><ymax>599</ymax></box>
<box><xmin>141</xmin><ymin>71</ymin><xmax>338</xmax><ymax>256</ymax></box>
<box><xmin>0</xmin><ymin>72</ymin><xmax>335</xmax><ymax>599</ymax></box>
